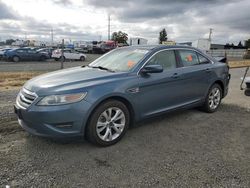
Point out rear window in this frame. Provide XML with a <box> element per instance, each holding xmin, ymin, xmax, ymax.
<box><xmin>178</xmin><ymin>50</ymin><xmax>199</xmax><ymax>66</ymax></box>
<box><xmin>197</xmin><ymin>53</ymin><xmax>211</xmax><ymax>64</ymax></box>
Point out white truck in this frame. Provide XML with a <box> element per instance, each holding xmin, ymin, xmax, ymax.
<box><xmin>192</xmin><ymin>39</ymin><xmax>211</xmax><ymax>51</ymax></box>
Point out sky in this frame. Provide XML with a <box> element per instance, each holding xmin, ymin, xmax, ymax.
<box><xmin>0</xmin><ymin>0</ymin><xmax>249</xmax><ymax>44</ymax></box>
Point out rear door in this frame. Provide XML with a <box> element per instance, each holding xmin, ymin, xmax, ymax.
<box><xmin>27</xmin><ymin>49</ymin><xmax>38</xmax><ymax>60</ymax></box>
<box><xmin>176</xmin><ymin>49</ymin><xmax>212</xmax><ymax>102</ymax></box>
<box><xmin>64</xmin><ymin>50</ymin><xmax>72</xmax><ymax>60</ymax></box>
<box><xmin>16</xmin><ymin>49</ymin><xmax>29</xmax><ymax>60</ymax></box>
<box><xmin>71</xmin><ymin>50</ymin><xmax>80</xmax><ymax>60</ymax></box>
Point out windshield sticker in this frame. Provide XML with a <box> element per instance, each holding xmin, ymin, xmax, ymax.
<box><xmin>127</xmin><ymin>60</ymin><xmax>136</xmax><ymax>68</ymax></box>
<box><xmin>186</xmin><ymin>55</ymin><xmax>193</xmax><ymax>62</ymax></box>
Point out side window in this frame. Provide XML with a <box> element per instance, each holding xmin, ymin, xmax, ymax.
<box><xmin>147</xmin><ymin>50</ymin><xmax>176</xmax><ymax>70</ymax></box>
<box><xmin>197</xmin><ymin>53</ymin><xmax>211</xmax><ymax>64</ymax></box>
<box><xmin>28</xmin><ymin>50</ymin><xmax>36</xmax><ymax>53</ymax></box>
<box><xmin>16</xmin><ymin>49</ymin><xmax>23</xmax><ymax>53</ymax></box>
<box><xmin>179</xmin><ymin>50</ymin><xmax>199</xmax><ymax>66</ymax></box>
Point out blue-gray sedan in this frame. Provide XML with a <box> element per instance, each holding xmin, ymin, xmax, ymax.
<box><xmin>14</xmin><ymin>45</ymin><xmax>230</xmax><ymax>146</ymax></box>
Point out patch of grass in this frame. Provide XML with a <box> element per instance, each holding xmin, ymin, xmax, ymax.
<box><xmin>0</xmin><ymin>72</ymin><xmax>44</xmax><ymax>91</ymax></box>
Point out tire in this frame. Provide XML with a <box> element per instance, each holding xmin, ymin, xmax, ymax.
<box><xmin>244</xmin><ymin>89</ymin><xmax>250</xmax><ymax>96</ymax></box>
<box><xmin>201</xmin><ymin>83</ymin><xmax>222</xmax><ymax>113</ymax></box>
<box><xmin>80</xmin><ymin>56</ymin><xmax>85</xmax><ymax>61</ymax></box>
<box><xmin>55</xmin><ymin>58</ymin><xmax>59</xmax><ymax>61</ymax></box>
<box><xmin>60</xmin><ymin>56</ymin><xmax>65</xmax><ymax>61</ymax></box>
<box><xmin>13</xmin><ymin>56</ymin><xmax>20</xmax><ymax>62</ymax></box>
<box><xmin>86</xmin><ymin>100</ymin><xmax>130</xmax><ymax>146</ymax></box>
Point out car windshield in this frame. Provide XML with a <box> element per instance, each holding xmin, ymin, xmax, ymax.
<box><xmin>89</xmin><ymin>48</ymin><xmax>149</xmax><ymax>72</ymax></box>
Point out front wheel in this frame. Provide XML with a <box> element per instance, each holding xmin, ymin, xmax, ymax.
<box><xmin>201</xmin><ymin>83</ymin><xmax>222</xmax><ymax>113</ymax></box>
<box><xmin>86</xmin><ymin>100</ymin><xmax>130</xmax><ymax>146</ymax></box>
<box><xmin>13</xmin><ymin>56</ymin><xmax>20</xmax><ymax>62</ymax></box>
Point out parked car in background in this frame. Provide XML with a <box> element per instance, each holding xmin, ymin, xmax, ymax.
<box><xmin>4</xmin><ymin>48</ymin><xmax>49</xmax><ymax>62</ymax></box>
<box><xmin>79</xmin><ymin>41</ymin><xmax>93</xmax><ymax>53</ymax></box>
<box><xmin>15</xmin><ymin>45</ymin><xmax>230</xmax><ymax>146</ymax></box>
<box><xmin>36</xmin><ymin>48</ymin><xmax>54</xmax><ymax>58</ymax></box>
<box><xmin>92</xmin><ymin>40</ymin><xmax>117</xmax><ymax>54</ymax></box>
<box><xmin>100</xmin><ymin>40</ymin><xmax>117</xmax><ymax>53</ymax></box>
<box><xmin>0</xmin><ymin>48</ymin><xmax>14</xmax><ymax>60</ymax></box>
<box><xmin>52</xmin><ymin>49</ymin><xmax>86</xmax><ymax>61</ymax></box>
<box><xmin>75</xmin><ymin>48</ymin><xmax>87</xmax><ymax>54</ymax></box>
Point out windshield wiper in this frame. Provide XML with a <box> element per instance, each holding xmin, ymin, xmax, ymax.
<box><xmin>88</xmin><ymin>65</ymin><xmax>115</xmax><ymax>72</ymax></box>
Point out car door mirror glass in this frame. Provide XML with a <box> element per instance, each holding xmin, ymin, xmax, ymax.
<box><xmin>141</xmin><ymin>64</ymin><xmax>163</xmax><ymax>74</ymax></box>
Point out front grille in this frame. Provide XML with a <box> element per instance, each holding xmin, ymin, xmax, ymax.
<box><xmin>16</xmin><ymin>88</ymin><xmax>37</xmax><ymax>109</ymax></box>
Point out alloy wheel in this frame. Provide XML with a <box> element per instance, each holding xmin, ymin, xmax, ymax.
<box><xmin>96</xmin><ymin>107</ymin><xmax>125</xmax><ymax>142</ymax></box>
<box><xmin>208</xmin><ymin>87</ymin><xmax>221</xmax><ymax>110</ymax></box>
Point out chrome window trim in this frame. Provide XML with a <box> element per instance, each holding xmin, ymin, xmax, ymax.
<box><xmin>137</xmin><ymin>48</ymin><xmax>215</xmax><ymax>75</ymax></box>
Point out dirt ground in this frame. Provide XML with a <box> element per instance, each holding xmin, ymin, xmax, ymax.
<box><xmin>0</xmin><ymin>67</ymin><xmax>250</xmax><ymax>187</ymax></box>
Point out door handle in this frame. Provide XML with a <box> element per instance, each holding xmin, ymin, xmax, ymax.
<box><xmin>205</xmin><ymin>68</ymin><xmax>211</xmax><ymax>73</ymax></box>
<box><xmin>171</xmin><ymin>73</ymin><xmax>179</xmax><ymax>78</ymax></box>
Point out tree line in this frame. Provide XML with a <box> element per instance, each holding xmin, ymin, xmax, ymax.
<box><xmin>1</xmin><ymin>29</ymin><xmax>250</xmax><ymax>48</ymax></box>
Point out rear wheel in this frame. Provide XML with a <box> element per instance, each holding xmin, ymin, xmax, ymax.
<box><xmin>13</xmin><ymin>56</ymin><xmax>20</xmax><ymax>62</ymax></box>
<box><xmin>245</xmin><ymin>89</ymin><xmax>250</xmax><ymax>96</ymax></box>
<box><xmin>80</xmin><ymin>56</ymin><xmax>85</xmax><ymax>61</ymax></box>
<box><xmin>201</xmin><ymin>84</ymin><xmax>222</xmax><ymax>113</ymax></box>
<box><xmin>86</xmin><ymin>100</ymin><xmax>130</xmax><ymax>146</ymax></box>
<box><xmin>60</xmin><ymin>56</ymin><xmax>65</xmax><ymax>61</ymax></box>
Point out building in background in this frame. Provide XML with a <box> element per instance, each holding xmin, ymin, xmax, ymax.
<box><xmin>129</xmin><ymin>37</ymin><xmax>148</xmax><ymax>45</ymax></box>
<box><xmin>210</xmin><ymin>44</ymin><xmax>225</xmax><ymax>49</ymax></box>
<box><xmin>192</xmin><ymin>38</ymin><xmax>211</xmax><ymax>51</ymax></box>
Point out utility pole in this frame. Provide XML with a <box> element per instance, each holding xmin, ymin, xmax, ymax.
<box><xmin>61</xmin><ymin>39</ymin><xmax>64</xmax><ymax>69</ymax></box>
<box><xmin>108</xmin><ymin>14</ymin><xmax>110</xmax><ymax>40</ymax></box>
<box><xmin>209</xmin><ymin>28</ymin><xmax>213</xmax><ymax>41</ymax></box>
<box><xmin>51</xmin><ymin>28</ymin><xmax>54</xmax><ymax>46</ymax></box>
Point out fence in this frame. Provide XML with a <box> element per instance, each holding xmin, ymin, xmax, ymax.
<box><xmin>207</xmin><ymin>49</ymin><xmax>246</xmax><ymax>59</ymax></box>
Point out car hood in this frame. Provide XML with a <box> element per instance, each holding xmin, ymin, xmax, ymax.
<box><xmin>24</xmin><ymin>66</ymin><xmax>128</xmax><ymax>95</ymax></box>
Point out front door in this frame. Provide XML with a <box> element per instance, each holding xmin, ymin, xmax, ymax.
<box><xmin>138</xmin><ymin>50</ymin><xmax>185</xmax><ymax>117</ymax></box>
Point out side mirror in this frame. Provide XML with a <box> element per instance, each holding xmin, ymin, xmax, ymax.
<box><xmin>140</xmin><ymin>64</ymin><xmax>163</xmax><ymax>74</ymax></box>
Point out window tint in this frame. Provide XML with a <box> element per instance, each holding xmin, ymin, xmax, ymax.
<box><xmin>197</xmin><ymin>53</ymin><xmax>210</xmax><ymax>64</ymax></box>
<box><xmin>16</xmin><ymin>49</ymin><xmax>25</xmax><ymax>53</ymax></box>
<box><xmin>28</xmin><ymin>50</ymin><xmax>36</xmax><ymax>53</ymax></box>
<box><xmin>179</xmin><ymin>50</ymin><xmax>199</xmax><ymax>66</ymax></box>
<box><xmin>147</xmin><ymin>50</ymin><xmax>176</xmax><ymax>70</ymax></box>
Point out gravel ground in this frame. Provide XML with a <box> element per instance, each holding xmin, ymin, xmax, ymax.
<box><xmin>0</xmin><ymin>67</ymin><xmax>250</xmax><ymax>187</ymax></box>
<box><xmin>0</xmin><ymin>54</ymin><xmax>101</xmax><ymax>72</ymax></box>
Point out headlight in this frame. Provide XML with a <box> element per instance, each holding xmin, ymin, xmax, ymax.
<box><xmin>37</xmin><ymin>92</ymin><xmax>87</xmax><ymax>106</ymax></box>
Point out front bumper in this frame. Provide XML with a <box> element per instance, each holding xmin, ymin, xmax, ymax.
<box><xmin>14</xmin><ymin>99</ymin><xmax>92</xmax><ymax>138</ymax></box>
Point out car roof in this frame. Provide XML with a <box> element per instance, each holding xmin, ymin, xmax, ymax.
<box><xmin>121</xmin><ymin>45</ymin><xmax>200</xmax><ymax>52</ymax></box>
